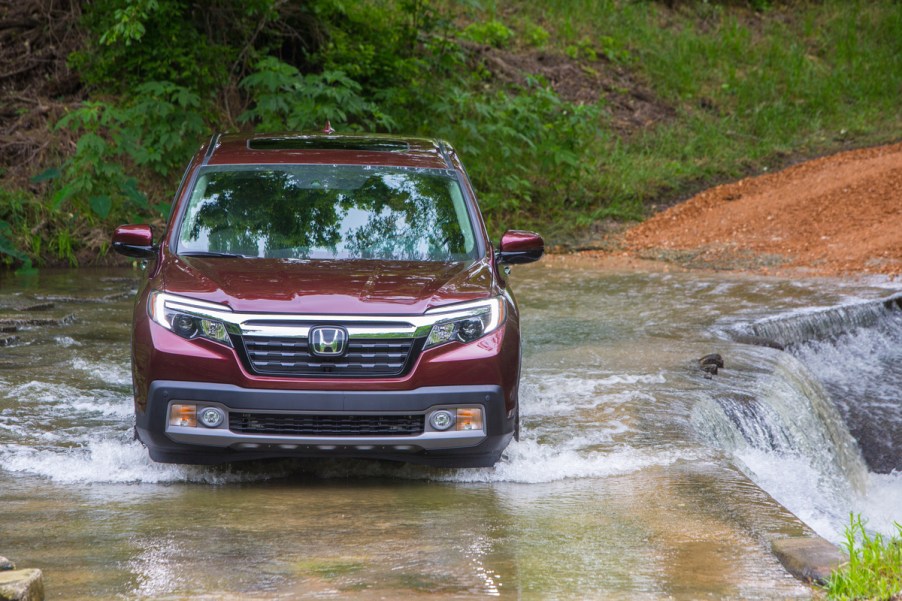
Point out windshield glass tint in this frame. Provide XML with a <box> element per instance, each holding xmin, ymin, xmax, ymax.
<box><xmin>176</xmin><ymin>165</ymin><xmax>478</xmax><ymax>261</ymax></box>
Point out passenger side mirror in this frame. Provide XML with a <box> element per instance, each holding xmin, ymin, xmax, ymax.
<box><xmin>498</xmin><ymin>230</ymin><xmax>544</xmax><ymax>264</ymax></box>
<box><xmin>112</xmin><ymin>224</ymin><xmax>157</xmax><ymax>259</ymax></box>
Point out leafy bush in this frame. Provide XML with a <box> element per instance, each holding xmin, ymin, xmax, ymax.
<box><xmin>53</xmin><ymin>81</ymin><xmax>206</xmax><ymax>222</ymax></box>
<box><xmin>429</xmin><ymin>79</ymin><xmax>601</xmax><ymax>230</ymax></box>
<box><xmin>460</xmin><ymin>20</ymin><xmax>515</xmax><ymax>48</ymax></box>
<box><xmin>70</xmin><ymin>0</ymin><xmax>236</xmax><ymax>93</ymax></box>
<box><xmin>523</xmin><ymin>22</ymin><xmax>551</xmax><ymax>47</ymax></box>
<box><xmin>239</xmin><ymin>57</ymin><xmax>394</xmax><ymax>131</ymax></box>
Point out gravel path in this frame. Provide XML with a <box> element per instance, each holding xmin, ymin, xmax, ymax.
<box><xmin>623</xmin><ymin>142</ymin><xmax>902</xmax><ymax>277</ymax></box>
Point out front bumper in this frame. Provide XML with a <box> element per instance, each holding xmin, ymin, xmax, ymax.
<box><xmin>137</xmin><ymin>380</ymin><xmax>514</xmax><ymax>466</ymax></box>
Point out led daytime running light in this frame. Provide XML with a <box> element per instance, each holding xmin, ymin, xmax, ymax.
<box><xmin>149</xmin><ymin>291</ymin><xmax>233</xmax><ymax>347</ymax></box>
<box><xmin>424</xmin><ymin>297</ymin><xmax>505</xmax><ymax>348</ymax></box>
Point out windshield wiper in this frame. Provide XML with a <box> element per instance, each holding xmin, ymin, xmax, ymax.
<box><xmin>179</xmin><ymin>251</ymin><xmax>250</xmax><ymax>258</ymax></box>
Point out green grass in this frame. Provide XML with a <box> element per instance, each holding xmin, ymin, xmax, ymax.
<box><xmin>825</xmin><ymin>514</ymin><xmax>902</xmax><ymax>601</ymax></box>
<box><xmin>503</xmin><ymin>0</ymin><xmax>902</xmax><ymax>240</ymax></box>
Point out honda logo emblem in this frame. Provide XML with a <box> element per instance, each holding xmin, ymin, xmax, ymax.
<box><xmin>309</xmin><ymin>326</ymin><xmax>348</xmax><ymax>357</ymax></box>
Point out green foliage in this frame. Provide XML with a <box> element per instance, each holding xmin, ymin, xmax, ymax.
<box><xmin>4</xmin><ymin>0</ymin><xmax>902</xmax><ymax>268</ymax></box>
<box><xmin>99</xmin><ymin>0</ymin><xmax>160</xmax><ymax>46</ymax></box>
<box><xmin>239</xmin><ymin>57</ymin><xmax>394</xmax><ymax>131</ymax></box>
<box><xmin>121</xmin><ymin>82</ymin><xmax>206</xmax><ymax>175</ymax></box>
<box><xmin>70</xmin><ymin>0</ymin><xmax>268</xmax><ymax>93</ymax></box>
<box><xmin>523</xmin><ymin>22</ymin><xmax>550</xmax><ymax>47</ymax></box>
<box><xmin>460</xmin><ymin>19</ymin><xmax>515</xmax><ymax>48</ymax></box>
<box><xmin>429</xmin><ymin>79</ymin><xmax>601</xmax><ymax>231</ymax></box>
<box><xmin>564</xmin><ymin>38</ymin><xmax>597</xmax><ymax>61</ymax></box>
<box><xmin>825</xmin><ymin>514</ymin><xmax>902</xmax><ymax>601</ymax></box>
<box><xmin>53</xmin><ymin>81</ymin><xmax>206</xmax><ymax>222</ymax></box>
<box><xmin>0</xmin><ymin>191</ymin><xmax>33</xmax><ymax>268</ymax></box>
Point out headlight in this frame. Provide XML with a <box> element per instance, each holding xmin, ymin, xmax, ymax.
<box><xmin>148</xmin><ymin>291</ymin><xmax>234</xmax><ymax>347</ymax></box>
<box><xmin>424</xmin><ymin>297</ymin><xmax>506</xmax><ymax>349</ymax></box>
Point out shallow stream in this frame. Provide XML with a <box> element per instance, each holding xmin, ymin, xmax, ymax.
<box><xmin>0</xmin><ymin>261</ymin><xmax>899</xmax><ymax>599</ymax></box>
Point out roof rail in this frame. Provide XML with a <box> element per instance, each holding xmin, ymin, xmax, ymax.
<box><xmin>201</xmin><ymin>132</ymin><xmax>221</xmax><ymax>166</ymax></box>
<box><xmin>436</xmin><ymin>140</ymin><xmax>454</xmax><ymax>169</ymax></box>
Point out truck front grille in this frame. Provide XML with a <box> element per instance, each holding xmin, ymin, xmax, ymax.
<box><xmin>229</xmin><ymin>412</ymin><xmax>425</xmax><ymax>436</ymax></box>
<box><xmin>240</xmin><ymin>336</ymin><xmax>418</xmax><ymax>377</ymax></box>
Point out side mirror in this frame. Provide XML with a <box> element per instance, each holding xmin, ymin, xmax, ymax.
<box><xmin>498</xmin><ymin>230</ymin><xmax>544</xmax><ymax>265</ymax></box>
<box><xmin>112</xmin><ymin>224</ymin><xmax>157</xmax><ymax>259</ymax></box>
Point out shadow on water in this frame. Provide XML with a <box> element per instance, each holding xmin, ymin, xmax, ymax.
<box><xmin>0</xmin><ymin>265</ymin><xmax>899</xmax><ymax>599</ymax></box>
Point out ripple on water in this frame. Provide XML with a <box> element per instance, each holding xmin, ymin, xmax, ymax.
<box><xmin>3</xmin><ymin>380</ymin><xmax>132</xmax><ymax>419</ymax></box>
<box><xmin>69</xmin><ymin>357</ymin><xmax>132</xmax><ymax>388</ymax></box>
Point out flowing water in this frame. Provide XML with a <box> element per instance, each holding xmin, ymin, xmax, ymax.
<box><xmin>0</xmin><ymin>261</ymin><xmax>899</xmax><ymax>600</ymax></box>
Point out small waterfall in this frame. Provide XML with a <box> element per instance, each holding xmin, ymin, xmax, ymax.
<box><xmin>726</xmin><ymin>292</ymin><xmax>902</xmax><ymax>473</ymax></box>
<box><xmin>692</xmin><ymin>347</ymin><xmax>869</xmax><ymax>495</ymax></box>
<box><xmin>729</xmin><ymin>292</ymin><xmax>902</xmax><ymax>348</ymax></box>
<box><xmin>696</xmin><ymin>292</ymin><xmax>902</xmax><ymax>540</ymax></box>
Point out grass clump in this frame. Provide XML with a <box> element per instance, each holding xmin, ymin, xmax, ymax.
<box><xmin>825</xmin><ymin>514</ymin><xmax>902</xmax><ymax>601</ymax></box>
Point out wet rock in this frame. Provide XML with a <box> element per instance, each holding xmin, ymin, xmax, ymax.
<box><xmin>0</xmin><ymin>335</ymin><xmax>19</xmax><ymax>347</ymax></box>
<box><xmin>698</xmin><ymin>353</ymin><xmax>723</xmax><ymax>377</ymax></box>
<box><xmin>771</xmin><ymin>536</ymin><xmax>846</xmax><ymax>585</ymax></box>
<box><xmin>0</xmin><ymin>325</ymin><xmax>18</xmax><ymax>333</ymax></box>
<box><xmin>0</xmin><ymin>568</ymin><xmax>43</xmax><ymax>601</ymax></box>
<box><xmin>13</xmin><ymin>302</ymin><xmax>54</xmax><ymax>312</ymax></box>
<box><xmin>733</xmin><ymin>334</ymin><xmax>785</xmax><ymax>351</ymax></box>
<box><xmin>699</xmin><ymin>353</ymin><xmax>724</xmax><ymax>368</ymax></box>
<box><xmin>0</xmin><ymin>558</ymin><xmax>13</xmax><ymax>571</ymax></box>
<box><xmin>35</xmin><ymin>291</ymin><xmax>133</xmax><ymax>304</ymax></box>
<box><xmin>0</xmin><ymin>314</ymin><xmax>76</xmax><ymax>328</ymax></box>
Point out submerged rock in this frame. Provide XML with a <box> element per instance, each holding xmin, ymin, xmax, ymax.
<box><xmin>0</xmin><ymin>568</ymin><xmax>43</xmax><ymax>601</ymax></box>
<box><xmin>771</xmin><ymin>536</ymin><xmax>845</xmax><ymax>585</ymax></box>
<box><xmin>0</xmin><ymin>315</ymin><xmax>76</xmax><ymax>328</ymax></box>
<box><xmin>12</xmin><ymin>302</ymin><xmax>54</xmax><ymax>312</ymax></box>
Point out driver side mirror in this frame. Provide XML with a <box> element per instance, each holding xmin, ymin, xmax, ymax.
<box><xmin>498</xmin><ymin>230</ymin><xmax>544</xmax><ymax>265</ymax></box>
<box><xmin>112</xmin><ymin>224</ymin><xmax>157</xmax><ymax>259</ymax></box>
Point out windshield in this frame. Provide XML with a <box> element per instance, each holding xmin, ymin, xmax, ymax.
<box><xmin>175</xmin><ymin>165</ymin><xmax>479</xmax><ymax>262</ymax></box>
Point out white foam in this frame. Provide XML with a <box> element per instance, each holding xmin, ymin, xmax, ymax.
<box><xmin>3</xmin><ymin>380</ymin><xmax>132</xmax><ymax>419</ymax></box>
<box><xmin>0</xmin><ymin>437</ymin><xmax>289</xmax><ymax>485</ymax></box>
<box><xmin>69</xmin><ymin>357</ymin><xmax>132</xmax><ymax>388</ymax></box>
<box><xmin>735</xmin><ymin>448</ymin><xmax>902</xmax><ymax>542</ymax></box>
<box><xmin>53</xmin><ymin>336</ymin><xmax>81</xmax><ymax>348</ymax></box>
<box><xmin>520</xmin><ymin>370</ymin><xmax>661</xmax><ymax>418</ymax></box>
<box><xmin>431</xmin><ymin>442</ymin><xmax>693</xmax><ymax>484</ymax></box>
<box><xmin>852</xmin><ymin>471</ymin><xmax>902</xmax><ymax>538</ymax></box>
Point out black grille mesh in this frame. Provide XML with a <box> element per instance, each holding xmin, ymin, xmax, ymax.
<box><xmin>229</xmin><ymin>412</ymin><xmax>425</xmax><ymax>436</ymax></box>
<box><xmin>241</xmin><ymin>336</ymin><xmax>416</xmax><ymax>377</ymax></box>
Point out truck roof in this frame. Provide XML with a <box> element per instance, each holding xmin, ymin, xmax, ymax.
<box><xmin>205</xmin><ymin>132</ymin><xmax>454</xmax><ymax>170</ymax></box>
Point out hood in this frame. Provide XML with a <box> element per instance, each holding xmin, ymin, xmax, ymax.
<box><xmin>157</xmin><ymin>255</ymin><xmax>496</xmax><ymax>314</ymax></box>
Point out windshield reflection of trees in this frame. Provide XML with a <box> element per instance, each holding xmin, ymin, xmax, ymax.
<box><xmin>181</xmin><ymin>168</ymin><xmax>470</xmax><ymax>261</ymax></box>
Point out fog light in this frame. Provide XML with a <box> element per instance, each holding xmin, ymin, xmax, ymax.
<box><xmin>456</xmin><ymin>408</ymin><xmax>484</xmax><ymax>431</ymax></box>
<box><xmin>199</xmin><ymin>407</ymin><xmax>224</xmax><ymax>428</ymax></box>
<box><xmin>429</xmin><ymin>410</ymin><xmax>455</xmax><ymax>431</ymax></box>
<box><xmin>169</xmin><ymin>404</ymin><xmax>196</xmax><ymax>427</ymax></box>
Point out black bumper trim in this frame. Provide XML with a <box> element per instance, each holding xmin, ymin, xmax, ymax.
<box><xmin>136</xmin><ymin>380</ymin><xmax>514</xmax><ymax>464</ymax></box>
